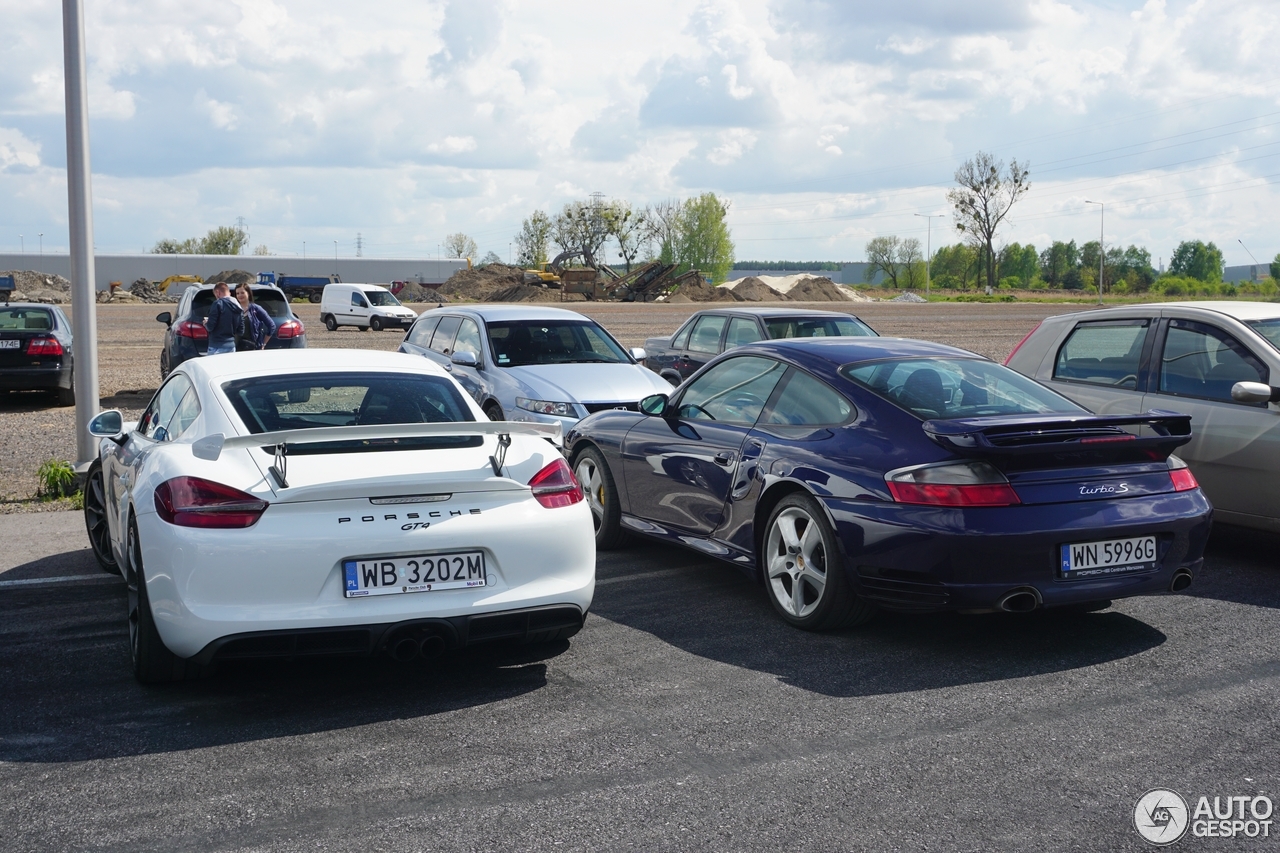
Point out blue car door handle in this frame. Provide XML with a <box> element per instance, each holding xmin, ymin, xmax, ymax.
<box><xmin>714</xmin><ymin>451</ymin><xmax>735</xmax><ymax>466</ymax></box>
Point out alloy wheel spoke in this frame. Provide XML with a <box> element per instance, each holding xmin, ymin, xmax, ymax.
<box><xmin>799</xmin><ymin>520</ymin><xmax>822</xmax><ymax>562</ymax></box>
<box><xmin>777</xmin><ymin>513</ymin><xmax>802</xmax><ymax>552</ymax></box>
<box><xmin>791</xmin><ymin>572</ymin><xmax>807</xmax><ymax>615</ymax></box>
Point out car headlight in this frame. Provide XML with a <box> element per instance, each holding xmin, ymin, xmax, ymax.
<box><xmin>516</xmin><ymin>397</ymin><xmax>576</xmax><ymax>417</ymax></box>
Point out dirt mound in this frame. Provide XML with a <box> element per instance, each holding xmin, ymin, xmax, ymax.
<box><xmin>890</xmin><ymin>292</ymin><xmax>928</xmax><ymax>303</ymax></box>
<box><xmin>205</xmin><ymin>269</ymin><xmax>254</xmax><ymax>285</ymax></box>
<box><xmin>437</xmin><ymin>263</ymin><xmax>524</xmax><ymax>301</ymax></box>
<box><xmin>126</xmin><ymin>278</ymin><xmax>169</xmax><ymax>303</ymax></box>
<box><xmin>666</xmin><ymin>292</ymin><xmax>693</xmax><ymax>304</ymax></box>
<box><xmin>785</xmin><ymin>276</ymin><xmax>855</xmax><ymax>302</ymax></box>
<box><xmin>395</xmin><ymin>282</ymin><xmax>447</xmax><ymax>303</ymax></box>
<box><xmin>486</xmin><ymin>283</ymin><xmax>562</xmax><ymax>303</ymax></box>
<box><xmin>2</xmin><ymin>270</ymin><xmax>71</xmax><ymax>303</ymax></box>
<box><xmin>726</xmin><ymin>276</ymin><xmax>790</xmax><ymax>301</ymax></box>
<box><xmin>674</xmin><ymin>278</ymin><xmax>740</xmax><ymax>302</ymax></box>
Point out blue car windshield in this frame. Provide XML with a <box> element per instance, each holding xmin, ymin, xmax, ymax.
<box><xmin>487</xmin><ymin>320</ymin><xmax>630</xmax><ymax>366</ymax></box>
<box><xmin>842</xmin><ymin>357</ymin><xmax>1086</xmax><ymax>420</ymax></box>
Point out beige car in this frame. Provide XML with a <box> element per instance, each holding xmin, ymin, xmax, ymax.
<box><xmin>1005</xmin><ymin>301</ymin><xmax>1280</xmax><ymax>533</ymax></box>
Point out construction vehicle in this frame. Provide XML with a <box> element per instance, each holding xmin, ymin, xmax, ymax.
<box><xmin>154</xmin><ymin>275</ymin><xmax>204</xmax><ymax>294</ymax></box>
<box><xmin>256</xmin><ymin>271</ymin><xmax>341</xmax><ymax>302</ymax></box>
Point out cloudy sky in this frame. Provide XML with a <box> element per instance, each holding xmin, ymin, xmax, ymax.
<box><xmin>2</xmin><ymin>0</ymin><xmax>1279</xmax><ymax>268</ymax></box>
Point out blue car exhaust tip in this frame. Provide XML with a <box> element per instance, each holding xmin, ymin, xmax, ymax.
<box><xmin>1169</xmin><ymin>569</ymin><xmax>1193</xmax><ymax>593</ymax></box>
<box><xmin>998</xmin><ymin>588</ymin><xmax>1041</xmax><ymax>613</ymax></box>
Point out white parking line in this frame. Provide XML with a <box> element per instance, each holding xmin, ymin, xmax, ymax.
<box><xmin>0</xmin><ymin>574</ymin><xmax>122</xmax><ymax>589</ymax></box>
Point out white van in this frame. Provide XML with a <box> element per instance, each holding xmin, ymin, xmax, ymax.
<box><xmin>319</xmin><ymin>283</ymin><xmax>418</xmax><ymax>332</ymax></box>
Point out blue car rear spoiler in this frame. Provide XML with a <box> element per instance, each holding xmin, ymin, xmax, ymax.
<box><xmin>921</xmin><ymin>409</ymin><xmax>1192</xmax><ymax>459</ymax></box>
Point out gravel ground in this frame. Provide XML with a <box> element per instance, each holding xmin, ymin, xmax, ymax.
<box><xmin>0</xmin><ymin>300</ymin><xmax>1087</xmax><ymax>506</ymax></box>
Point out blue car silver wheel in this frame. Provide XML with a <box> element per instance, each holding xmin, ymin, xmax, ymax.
<box><xmin>573</xmin><ymin>447</ymin><xmax>627</xmax><ymax>550</ymax></box>
<box><xmin>763</xmin><ymin>493</ymin><xmax>873</xmax><ymax>630</ymax></box>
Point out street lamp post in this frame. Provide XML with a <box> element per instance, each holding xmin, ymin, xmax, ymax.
<box><xmin>1085</xmin><ymin>201</ymin><xmax>1104</xmax><ymax>304</ymax></box>
<box><xmin>333</xmin><ymin>240</ymin><xmax>338</xmax><ymax>263</ymax></box>
<box><xmin>914</xmin><ymin>213</ymin><xmax>944</xmax><ymax>296</ymax></box>
<box><xmin>39</xmin><ymin>233</ymin><xmax>43</xmax><ymax>257</ymax></box>
<box><xmin>18</xmin><ymin>235</ymin><xmax>22</xmax><ymax>254</ymax></box>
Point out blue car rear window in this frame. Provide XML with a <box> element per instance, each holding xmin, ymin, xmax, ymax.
<box><xmin>842</xmin><ymin>358</ymin><xmax>1086</xmax><ymax>420</ymax></box>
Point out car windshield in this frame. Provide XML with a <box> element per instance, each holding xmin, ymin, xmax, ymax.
<box><xmin>223</xmin><ymin>372</ymin><xmax>476</xmax><ymax>437</ymax></box>
<box><xmin>0</xmin><ymin>307</ymin><xmax>52</xmax><ymax>331</ymax></box>
<box><xmin>1245</xmin><ymin>319</ymin><xmax>1280</xmax><ymax>352</ymax></box>
<box><xmin>191</xmin><ymin>288</ymin><xmax>294</xmax><ymax>320</ymax></box>
<box><xmin>766</xmin><ymin>316</ymin><xmax>876</xmax><ymax>338</ymax></box>
<box><xmin>842</xmin><ymin>357</ymin><xmax>1086</xmax><ymax>420</ymax></box>
<box><xmin>487</xmin><ymin>320</ymin><xmax>630</xmax><ymax>366</ymax></box>
<box><xmin>365</xmin><ymin>290</ymin><xmax>401</xmax><ymax>307</ymax></box>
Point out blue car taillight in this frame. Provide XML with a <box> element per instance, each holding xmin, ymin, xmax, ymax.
<box><xmin>885</xmin><ymin>460</ymin><xmax>1021</xmax><ymax>507</ymax></box>
<box><xmin>1168</xmin><ymin>455</ymin><xmax>1199</xmax><ymax>492</ymax></box>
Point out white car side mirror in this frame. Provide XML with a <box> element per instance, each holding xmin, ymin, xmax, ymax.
<box><xmin>1231</xmin><ymin>381</ymin><xmax>1276</xmax><ymax>405</ymax></box>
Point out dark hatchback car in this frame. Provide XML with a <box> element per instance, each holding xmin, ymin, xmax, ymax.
<box><xmin>0</xmin><ymin>303</ymin><xmax>75</xmax><ymax>405</ymax></box>
<box><xmin>566</xmin><ymin>337</ymin><xmax>1211</xmax><ymax>631</ymax></box>
<box><xmin>643</xmin><ymin>306</ymin><xmax>877</xmax><ymax>385</ymax></box>
<box><xmin>157</xmin><ymin>283</ymin><xmax>307</xmax><ymax>378</ymax></box>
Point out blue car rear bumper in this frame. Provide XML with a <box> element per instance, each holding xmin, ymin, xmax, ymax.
<box><xmin>822</xmin><ymin>491</ymin><xmax>1213</xmax><ymax>612</ymax></box>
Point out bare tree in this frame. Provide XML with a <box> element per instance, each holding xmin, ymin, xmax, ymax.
<box><xmin>606</xmin><ymin>201</ymin><xmax>647</xmax><ymax>272</ymax></box>
<box><xmin>552</xmin><ymin>200</ymin><xmax>610</xmax><ymax>263</ymax></box>
<box><xmin>899</xmin><ymin>238</ymin><xmax>924</xmax><ymax>289</ymax></box>
<box><xmin>644</xmin><ymin>199</ymin><xmax>684</xmax><ymax>264</ymax></box>
<box><xmin>947</xmin><ymin>151</ymin><xmax>1030</xmax><ymax>292</ymax></box>
<box><xmin>444</xmin><ymin>232</ymin><xmax>478</xmax><ymax>260</ymax></box>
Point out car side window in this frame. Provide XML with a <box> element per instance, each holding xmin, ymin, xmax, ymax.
<box><xmin>725</xmin><ymin>317</ymin><xmax>764</xmax><ymax>349</ymax></box>
<box><xmin>671</xmin><ymin>320</ymin><xmax>693</xmax><ymax>350</ymax></box>
<box><xmin>139</xmin><ymin>374</ymin><xmax>192</xmax><ymax>442</ymax></box>
<box><xmin>1158</xmin><ymin>321</ymin><xmax>1267</xmax><ymax>404</ymax></box>
<box><xmin>676</xmin><ymin>356</ymin><xmax>787</xmax><ymax>425</ymax></box>
<box><xmin>1053</xmin><ymin>320</ymin><xmax>1149</xmax><ymax>390</ymax></box>
<box><xmin>407</xmin><ymin>316</ymin><xmax>441</xmax><ymax>347</ymax></box>
<box><xmin>453</xmin><ymin>319</ymin><xmax>483</xmax><ymax>362</ymax></box>
<box><xmin>351</xmin><ymin>293</ymin><xmax>367</xmax><ymax>308</ymax></box>
<box><xmin>165</xmin><ymin>386</ymin><xmax>202</xmax><ymax>438</ymax></box>
<box><xmin>430</xmin><ymin>316</ymin><xmax>462</xmax><ymax>355</ymax></box>
<box><xmin>687</xmin><ymin>315</ymin><xmax>728</xmax><ymax>354</ymax></box>
<box><xmin>763</xmin><ymin>370</ymin><xmax>852</xmax><ymax>426</ymax></box>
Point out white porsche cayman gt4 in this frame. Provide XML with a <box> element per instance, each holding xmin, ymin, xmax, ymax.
<box><xmin>82</xmin><ymin>349</ymin><xmax>595</xmax><ymax>683</ymax></box>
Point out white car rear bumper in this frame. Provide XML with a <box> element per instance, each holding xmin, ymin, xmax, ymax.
<box><xmin>136</xmin><ymin>493</ymin><xmax>595</xmax><ymax>659</ymax></box>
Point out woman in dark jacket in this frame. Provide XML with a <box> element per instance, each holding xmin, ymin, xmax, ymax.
<box><xmin>234</xmin><ymin>283</ymin><xmax>277</xmax><ymax>350</ymax></box>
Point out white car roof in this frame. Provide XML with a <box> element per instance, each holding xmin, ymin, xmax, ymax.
<box><xmin>426</xmin><ymin>305</ymin><xmax>592</xmax><ymax>322</ymax></box>
<box><xmin>179</xmin><ymin>348</ymin><xmax>451</xmax><ymax>383</ymax></box>
<box><xmin>1153</xmin><ymin>301</ymin><xmax>1280</xmax><ymax>321</ymax></box>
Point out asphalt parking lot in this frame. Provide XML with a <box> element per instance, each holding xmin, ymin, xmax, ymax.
<box><xmin>2</xmin><ymin>511</ymin><xmax>1277</xmax><ymax>852</ymax></box>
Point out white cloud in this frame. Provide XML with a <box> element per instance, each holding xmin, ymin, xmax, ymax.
<box><xmin>195</xmin><ymin>90</ymin><xmax>238</xmax><ymax>130</ymax></box>
<box><xmin>0</xmin><ymin>128</ymin><xmax>41</xmax><ymax>172</ymax></box>
<box><xmin>427</xmin><ymin>136</ymin><xmax>479</xmax><ymax>155</ymax></box>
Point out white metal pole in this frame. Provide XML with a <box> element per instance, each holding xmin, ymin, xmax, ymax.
<box><xmin>62</xmin><ymin>0</ymin><xmax>100</xmax><ymax>467</ymax></box>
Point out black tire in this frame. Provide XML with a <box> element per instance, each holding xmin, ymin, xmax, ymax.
<box><xmin>359</xmin><ymin>325</ymin><xmax>369</xmax><ymax>332</ymax></box>
<box><xmin>308</xmin><ymin>292</ymin><xmax>322</xmax><ymax>303</ymax></box>
<box><xmin>661</xmin><ymin>370</ymin><xmax>682</xmax><ymax>386</ymax></box>
<box><xmin>573</xmin><ymin>446</ymin><xmax>628</xmax><ymax>550</ymax></box>
<box><xmin>83</xmin><ymin>460</ymin><xmax>119</xmax><ymax>575</ymax></box>
<box><xmin>55</xmin><ymin>381</ymin><xmax>74</xmax><ymax>407</ymax></box>
<box><xmin>324</xmin><ymin>315</ymin><xmax>337</xmax><ymax>332</ymax></box>
<box><xmin>761</xmin><ymin>493</ymin><xmax>874</xmax><ymax>631</ymax></box>
<box><xmin>126</xmin><ymin>516</ymin><xmax>204</xmax><ymax>684</ymax></box>
<box><xmin>483</xmin><ymin>402</ymin><xmax>503</xmax><ymax>422</ymax></box>
<box><xmin>370</xmin><ymin>317</ymin><xmax>384</xmax><ymax>332</ymax></box>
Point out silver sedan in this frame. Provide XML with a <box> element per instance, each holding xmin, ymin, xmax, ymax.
<box><xmin>1005</xmin><ymin>301</ymin><xmax>1280</xmax><ymax>533</ymax></box>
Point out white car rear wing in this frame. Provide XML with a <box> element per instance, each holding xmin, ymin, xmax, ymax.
<box><xmin>191</xmin><ymin>421</ymin><xmax>562</xmax><ymax>487</ymax></box>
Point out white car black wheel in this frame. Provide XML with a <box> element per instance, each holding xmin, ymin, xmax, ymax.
<box><xmin>83</xmin><ymin>461</ymin><xmax>119</xmax><ymax>575</ymax></box>
<box><xmin>126</xmin><ymin>516</ymin><xmax>202</xmax><ymax>683</ymax></box>
<box><xmin>324</xmin><ymin>315</ymin><xmax>337</xmax><ymax>331</ymax></box>
<box><xmin>762</xmin><ymin>493</ymin><xmax>873</xmax><ymax>630</ymax></box>
<box><xmin>371</xmin><ymin>317</ymin><xmax>383</xmax><ymax>332</ymax></box>
<box><xmin>574</xmin><ymin>447</ymin><xmax>627</xmax><ymax>549</ymax></box>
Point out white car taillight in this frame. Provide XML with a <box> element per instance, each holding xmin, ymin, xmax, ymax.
<box><xmin>154</xmin><ymin>477</ymin><xmax>269</xmax><ymax>528</ymax></box>
<box><xmin>528</xmin><ymin>458</ymin><xmax>583</xmax><ymax>509</ymax></box>
<box><xmin>885</xmin><ymin>460</ymin><xmax>1021</xmax><ymax>507</ymax></box>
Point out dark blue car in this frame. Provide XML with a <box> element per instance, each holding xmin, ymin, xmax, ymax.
<box><xmin>565</xmin><ymin>337</ymin><xmax>1212</xmax><ymax>630</ymax></box>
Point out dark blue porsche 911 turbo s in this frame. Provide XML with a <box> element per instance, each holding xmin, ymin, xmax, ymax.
<box><xmin>564</xmin><ymin>337</ymin><xmax>1212</xmax><ymax>631</ymax></box>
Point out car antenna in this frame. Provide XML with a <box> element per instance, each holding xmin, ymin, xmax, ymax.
<box><xmin>489</xmin><ymin>433</ymin><xmax>511</xmax><ymax>476</ymax></box>
<box><xmin>270</xmin><ymin>443</ymin><xmax>288</xmax><ymax>488</ymax></box>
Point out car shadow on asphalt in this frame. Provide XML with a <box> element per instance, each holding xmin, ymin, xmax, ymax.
<box><xmin>1186</xmin><ymin>524</ymin><xmax>1280</xmax><ymax>609</ymax></box>
<box><xmin>592</xmin><ymin>541</ymin><xmax>1167</xmax><ymax>699</ymax></box>
<box><xmin>0</xmin><ymin>582</ymin><xmax>567</xmax><ymax>764</ymax></box>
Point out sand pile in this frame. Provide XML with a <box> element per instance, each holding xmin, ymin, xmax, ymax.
<box><xmin>487</xmin><ymin>283</ymin><xmax>563</xmax><ymax>303</ymax></box>
<box><xmin>786</xmin><ymin>276</ymin><xmax>860</xmax><ymax>302</ymax></box>
<box><xmin>395</xmin><ymin>282</ymin><xmax>447</xmax><ymax>303</ymax></box>
<box><xmin>673</xmin><ymin>278</ymin><xmax>740</xmax><ymax>302</ymax></box>
<box><xmin>890</xmin><ymin>292</ymin><xmax>928</xmax><ymax>303</ymax></box>
<box><xmin>437</xmin><ymin>263</ymin><xmax>524</xmax><ymax>301</ymax></box>
<box><xmin>205</xmin><ymin>269</ymin><xmax>254</xmax><ymax>285</ymax></box>
<box><xmin>2</xmin><ymin>270</ymin><xmax>72</xmax><ymax>304</ymax></box>
<box><xmin>726</xmin><ymin>276</ymin><xmax>790</xmax><ymax>301</ymax></box>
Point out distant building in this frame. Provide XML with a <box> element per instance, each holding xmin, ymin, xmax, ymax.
<box><xmin>0</xmin><ymin>253</ymin><xmax>469</xmax><ymax>291</ymax></box>
<box><xmin>1223</xmin><ymin>264</ymin><xmax>1269</xmax><ymax>284</ymax></box>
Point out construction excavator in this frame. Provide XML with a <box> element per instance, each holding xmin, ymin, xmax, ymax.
<box><xmin>154</xmin><ymin>274</ymin><xmax>204</xmax><ymax>293</ymax></box>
